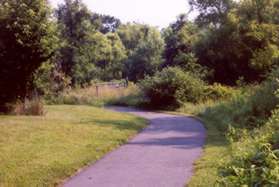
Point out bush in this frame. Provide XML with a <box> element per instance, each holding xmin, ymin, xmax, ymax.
<box><xmin>140</xmin><ymin>67</ymin><xmax>206</xmax><ymax>108</ymax></box>
<box><xmin>250</xmin><ymin>69</ymin><xmax>279</xmax><ymax>117</ymax></box>
<box><xmin>219</xmin><ymin>109</ymin><xmax>279</xmax><ymax>186</ymax></box>
<box><xmin>34</xmin><ymin>62</ymin><xmax>71</xmax><ymax>101</ymax></box>
<box><xmin>184</xmin><ymin>68</ymin><xmax>279</xmax><ymax>186</ymax></box>
<box><xmin>204</xmin><ymin>83</ymin><xmax>236</xmax><ymax>100</ymax></box>
<box><xmin>202</xmin><ymin>68</ymin><xmax>279</xmax><ymax>131</ymax></box>
<box><xmin>9</xmin><ymin>98</ymin><xmax>44</xmax><ymax>116</ymax></box>
<box><xmin>220</xmin><ymin>143</ymin><xmax>279</xmax><ymax>186</ymax></box>
<box><xmin>216</xmin><ymin>68</ymin><xmax>279</xmax><ymax>185</ymax></box>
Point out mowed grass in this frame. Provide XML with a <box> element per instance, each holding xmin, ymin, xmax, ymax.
<box><xmin>0</xmin><ymin>105</ymin><xmax>146</xmax><ymax>187</ymax></box>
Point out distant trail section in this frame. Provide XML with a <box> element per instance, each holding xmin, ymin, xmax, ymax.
<box><xmin>63</xmin><ymin>107</ymin><xmax>206</xmax><ymax>187</ymax></box>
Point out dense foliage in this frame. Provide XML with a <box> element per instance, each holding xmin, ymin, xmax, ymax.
<box><xmin>0</xmin><ymin>0</ymin><xmax>279</xmax><ymax>185</ymax></box>
<box><xmin>117</xmin><ymin>24</ymin><xmax>165</xmax><ymax>82</ymax></box>
<box><xmin>161</xmin><ymin>0</ymin><xmax>279</xmax><ymax>85</ymax></box>
<box><xmin>56</xmin><ymin>0</ymin><xmax>130</xmax><ymax>85</ymax></box>
<box><xmin>191</xmin><ymin>0</ymin><xmax>279</xmax><ymax>84</ymax></box>
<box><xmin>1</xmin><ymin>0</ymin><xmax>278</xmax><ymax>109</ymax></box>
<box><xmin>140</xmin><ymin>67</ymin><xmax>206</xmax><ymax>107</ymax></box>
<box><xmin>217</xmin><ymin>69</ymin><xmax>279</xmax><ymax>186</ymax></box>
<box><xmin>0</xmin><ymin>0</ymin><xmax>57</xmax><ymax>111</ymax></box>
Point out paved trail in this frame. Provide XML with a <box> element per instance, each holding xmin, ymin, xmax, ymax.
<box><xmin>63</xmin><ymin>107</ymin><xmax>206</xmax><ymax>187</ymax></box>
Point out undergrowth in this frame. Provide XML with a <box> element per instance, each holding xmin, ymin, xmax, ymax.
<box><xmin>188</xmin><ymin>69</ymin><xmax>279</xmax><ymax>186</ymax></box>
<box><xmin>46</xmin><ymin>83</ymin><xmax>139</xmax><ymax>107</ymax></box>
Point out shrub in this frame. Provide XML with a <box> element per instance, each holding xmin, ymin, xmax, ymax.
<box><xmin>216</xmin><ymin>68</ymin><xmax>279</xmax><ymax>185</ymax></box>
<box><xmin>219</xmin><ymin>109</ymin><xmax>279</xmax><ymax>186</ymax></box>
<box><xmin>220</xmin><ymin>143</ymin><xmax>279</xmax><ymax>186</ymax></box>
<box><xmin>183</xmin><ymin>68</ymin><xmax>279</xmax><ymax>186</ymax></box>
<box><xmin>202</xmin><ymin>68</ymin><xmax>279</xmax><ymax>131</ymax></box>
<box><xmin>34</xmin><ymin>62</ymin><xmax>71</xmax><ymax>101</ymax></box>
<box><xmin>250</xmin><ymin>68</ymin><xmax>279</xmax><ymax>117</ymax></box>
<box><xmin>10</xmin><ymin>98</ymin><xmax>44</xmax><ymax>116</ymax></box>
<box><xmin>204</xmin><ymin>83</ymin><xmax>236</xmax><ymax>100</ymax></box>
<box><xmin>140</xmin><ymin>67</ymin><xmax>206</xmax><ymax>108</ymax></box>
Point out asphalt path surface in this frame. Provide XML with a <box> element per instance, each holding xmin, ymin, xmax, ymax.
<box><xmin>63</xmin><ymin>107</ymin><xmax>206</xmax><ymax>187</ymax></box>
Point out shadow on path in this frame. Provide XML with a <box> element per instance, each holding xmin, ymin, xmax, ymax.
<box><xmin>63</xmin><ymin>106</ymin><xmax>206</xmax><ymax>187</ymax></box>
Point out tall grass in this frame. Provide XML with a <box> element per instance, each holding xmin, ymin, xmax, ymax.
<box><xmin>8</xmin><ymin>97</ymin><xmax>44</xmax><ymax>116</ymax></box>
<box><xmin>48</xmin><ymin>83</ymin><xmax>139</xmax><ymax>107</ymax></box>
<box><xmin>188</xmin><ymin>69</ymin><xmax>279</xmax><ymax>186</ymax></box>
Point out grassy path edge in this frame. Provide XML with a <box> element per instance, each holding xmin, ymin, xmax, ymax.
<box><xmin>157</xmin><ymin>110</ymin><xmax>229</xmax><ymax>186</ymax></box>
<box><xmin>60</xmin><ymin>108</ymin><xmax>150</xmax><ymax>186</ymax></box>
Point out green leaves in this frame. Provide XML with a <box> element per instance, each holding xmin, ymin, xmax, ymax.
<box><xmin>0</xmin><ymin>0</ymin><xmax>57</xmax><ymax>111</ymax></box>
<box><xmin>118</xmin><ymin>24</ymin><xmax>164</xmax><ymax>82</ymax></box>
<box><xmin>220</xmin><ymin>142</ymin><xmax>279</xmax><ymax>186</ymax></box>
<box><xmin>190</xmin><ymin>0</ymin><xmax>279</xmax><ymax>85</ymax></box>
<box><xmin>140</xmin><ymin>67</ymin><xmax>206</xmax><ymax>108</ymax></box>
<box><xmin>217</xmin><ymin>69</ymin><xmax>279</xmax><ymax>185</ymax></box>
<box><xmin>56</xmin><ymin>0</ymin><xmax>127</xmax><ymax>85</ymax></box>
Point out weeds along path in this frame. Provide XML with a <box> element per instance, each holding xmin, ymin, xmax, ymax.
<box><xmin>63</xmin><ymin>107</ymin><xmax>206</xmax><ymax>187</ymax></box>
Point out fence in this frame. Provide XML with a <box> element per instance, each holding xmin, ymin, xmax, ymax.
<box><xmin>93</xmin><ymin>81</ymin><xmax>129</xmax><ymax>98</ymax></box>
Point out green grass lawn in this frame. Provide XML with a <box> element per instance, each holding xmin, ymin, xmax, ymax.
<box><xmin>0</xmin><ymin>105</ymin><xmax>146</xmax><ymax>187</ymax></box>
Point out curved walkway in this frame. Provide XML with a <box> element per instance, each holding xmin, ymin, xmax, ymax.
<box><xmin>63</xmin><ymin>107</ymin><xmax>206</xmax><ymax>187</ymax></box>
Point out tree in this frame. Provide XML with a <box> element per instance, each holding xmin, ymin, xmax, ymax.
<box><xmin>162</xmin><ymin>16</ymin><xmax>209</xmax><ymax>78</ymax></box>
<box><xmin>56</xmin><ymin>0</ymin><xmax>92</xmax><ymax>84</ymax></box>
<box><xmin>189</xmin><ymin>0</ymin><xmax>234</xmax><ymax>26</ymax></box>
<box><xmin>192</xmin><ymin>0</ymin><xmax>279</xmax><ymax>84</ymax></box>
<box><xmin>72</xmin><ymin>31</ymin><xmax>110</xmax><ymax>85</ymax></box>
<box><xmin>236</xmin><ymin>0</ymin><xmax>279</xmax><ymax>24</ymax></box>
<box><xmin>0</xmin><ymin>0</ymin><xmax>57</xmax><ymax>111</ymax></box>
<box><xmin>56</xmin><ymin>0</ymin><xmax>126</xmax><ymax>85</ymax></box>
<box><xmin>104</xmin><ymin>33</ymin><xmax>127</xmax><ymax>80</ymax></box>
<box><xmin>91</xmin><ymin>13</ymin><xmax>121</xmax><ymax>34</ymax></box>
<box><xmin>163</xmin><ymin>18</ymin><xmax>198</xmax><ymax>67</ymax></box>
<box><xmin>118</xmin><ymin>24</ymin><xmax>165</xmax><ymax>82</ymax></box>
<box><xmin>117</xmin><ymin>23</ymin><xmax>148</xmax><ymax>56</ymax></box>
<box><xmin>72</xmin><ymin>32</ymin><xmax>126</xmax><ymax>84</ymax></box>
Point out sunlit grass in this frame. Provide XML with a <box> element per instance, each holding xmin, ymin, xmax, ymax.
<box><xmin>187</xmin><ymin>112</ymin><xmax>231</xmax><ymax>186</ymax></box>
<box><xmin>174</xmin><ymin>100</ymin><xmax>232</xmax><ymax>186</ymax></box>
<box><xmin>0</xmin><ymin>105</ymin><xmax>146</xmax><ymax>186</ymax></box>
<box><xmin>52</xmin><ymin>84</ymin><xmax>139</xmax><ymax>107</ymax></box>
<box><xmin>183</xmin><ymin>84</ymin><xmax>273</xmax><ymax>186</ymax></box>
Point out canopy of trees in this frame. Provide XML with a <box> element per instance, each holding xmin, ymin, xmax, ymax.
<box><xmin>188</xmin><ymin>0</ymin><xmax>279</xmax><ymax>84</ymax></box>
<box><xmin>0</xmin><ymin>0</ymin><xmax>278</xmax><ymax>110</ymax></box>
<box><xmin>55</xmin><ymin>0</ymin><xmax>164</xmax><ymax>85</ymax></box>
<box><xmin>117</xmin><ymin>24</ymin><xmax>165</xmax><ymax>81</ymax></box>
